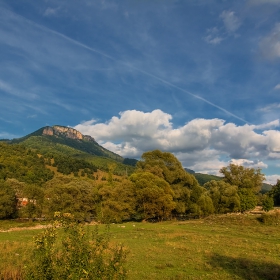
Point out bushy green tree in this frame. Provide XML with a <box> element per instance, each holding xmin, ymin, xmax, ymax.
<box><xmin>188</xmin><ymin>185</ymin><xmax>215</xmax><ymax>216</ymax></box>
<box><xmin>220</xmin><ymin>164</ymin><xmax>265</xmax><ymax>212</ymax></box>
<box><xmin>136</xmin><ymin>150</ymin><xmax>199</xmax><ymax>188</ymax></box>
<box><xmin>238</xmin><ymin>188</ymin><xmax>257</xmax><ymax>213</ymax></box>
<box><xmin>262</xmin><ymin>195</ymin><xmax>274</xmax><ymax>212</ymax></box>
<box><xmin>172</xmin><ymin>184</ymin><xmax>191</xmax><ymax>214</ymax></box>
<box><xmin>269</xmin><ymin>179</ymin><xmax>280</xmax><ymax>206</ymax></box>
<box><xmin>196</xmin><ymin>193</ymin><xmax>215</xmax><ymax>216</ymax></box>
<box><xmin>44</xmin><ymin>179</ymin><xmax>98</xmax><ymax>221</ymax></box>
<box><xmin>204</xmin><ymin>180</ymin><xmax>240</xmax><ymax>213</ymax></box>
<box><xmin>135</xmin><ymin>150</ymin><xmax>209</xmax><ymax>218</ymax></box>
<box><xmin>130</xmin><ymin>171</ymin><xmax>176</xmax><ymax>221</ymax></box>
<box><xmin>220</xmin><ymin>164</ymin><xmax>265</xmax><ymax>192</ymax></box>
<box><xmin>98</xmin><ymin>179</ymin><xmax>136</xmax><ymax>223</ymax></box>
<box><xmin>0</xmin><ymin>181</ymin><xmax>17</xmax><ymax>219</ymax></box>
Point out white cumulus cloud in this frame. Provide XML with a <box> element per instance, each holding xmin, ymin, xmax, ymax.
<box><xmin>230</xmin><ymin>159</ymin><xmax>268</xmax><ymax>169</ymax></box>
<box><xmin>75</xmin><ymin>109</ymin><xmax>280</xmax><ymax>177</ymax></box>
<box><xmin>265</xmin><ymin>175</ymin><xmax>280</xmax><ymax>185</ymax></box>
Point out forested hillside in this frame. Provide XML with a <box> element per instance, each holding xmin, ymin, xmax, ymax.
<box><xmin>193</xmin><ymin>173</ymin><xmax>222</xmax><ymax>186</ymax></box>
<box><xmin>7</xmin><ymin>125</ymin><xmax>136</xmax><ymax>175</ymax></box>
<box><xmin>0</xmin><ymin>143</ymin><xmax>54</xmax><ymax>184</ymax></box>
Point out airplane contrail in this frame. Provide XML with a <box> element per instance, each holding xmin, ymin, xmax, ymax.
<box><xmin>5</xmin><ymin>7</ymin><xmax>249</xmax><ymax>124</ymax></box>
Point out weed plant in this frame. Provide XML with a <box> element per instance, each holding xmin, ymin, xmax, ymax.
<box><xmin>24</xmin><ymin>212</ymin><xmax>127</xmax><ymax>280</ymax></box>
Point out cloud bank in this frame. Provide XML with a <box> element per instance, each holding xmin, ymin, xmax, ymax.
<box><xmin>75</xmin><ymin>109</ymin><xmax>280</xmax><ymax>184</ymax></box>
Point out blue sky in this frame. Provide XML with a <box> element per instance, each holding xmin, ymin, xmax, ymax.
<box><xmin>1</xmin><ymin>0</ymin><xmax>280</xmax><ymax>184</ymax></box>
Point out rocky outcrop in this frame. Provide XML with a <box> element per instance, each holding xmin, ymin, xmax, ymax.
<box><xmin>42</xmin><ymin>126</ymin><xmax>54</xmax><ymax>136</ymax></box>
<box><xmin>42</xmin><ymin>126</ymin><xmax>95</xmax><ymax>141</ymax></box>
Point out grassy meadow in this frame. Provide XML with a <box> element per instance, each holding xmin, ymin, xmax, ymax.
<box><xmin>0</xmin><ymin>214</ymin><xmax>280</xmax><ymax>280</ymax></box>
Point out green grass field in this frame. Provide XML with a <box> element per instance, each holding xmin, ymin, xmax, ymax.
<box><xmin>0</xmin><ymin>214</ymin><xmax>280</xmax><ymax>280</ymax></box>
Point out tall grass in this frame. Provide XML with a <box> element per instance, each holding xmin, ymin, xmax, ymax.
<box><xmin>0</xmin><ymin>241</ymin><xmax>30</xmax><ymax>280</ymax></box>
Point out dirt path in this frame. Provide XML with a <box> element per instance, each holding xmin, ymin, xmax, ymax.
<box><xmin>0</xmin><ymin>224</ymin><xmax>50</xmax><ymax>232</ymax></box>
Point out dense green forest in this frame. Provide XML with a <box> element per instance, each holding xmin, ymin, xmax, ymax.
<box><xmin>10</xmin><ymin>127</ymin><xmax>136</xmax><ymax>176</ymax></box>
<box><xmin>0</xmin><ymin>143</ymin><xmax>54</xmax><ymax>184</ymax></box>
<box><xmin>0</xmin><ymin>142</ymin><xmax>279</xmax><ymax>222</ymax></box>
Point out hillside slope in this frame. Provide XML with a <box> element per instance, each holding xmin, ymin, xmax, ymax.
<box><xmin>11</xmin><ymin>125</ymin><xmax>123</xmax><ymax>162</ymax></box>
<box><xmin>4</xmin><ymin>125</ymin><xmax>136</xmax><ymax>175</ymax></box>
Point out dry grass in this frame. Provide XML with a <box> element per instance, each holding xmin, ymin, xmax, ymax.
<box><xmin>0</xmin><ymin>241</ymin><xmax>30</xmax><ymax>280</ymax></box>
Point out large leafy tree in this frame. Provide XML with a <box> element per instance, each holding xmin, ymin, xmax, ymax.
<box><xmin>220</xmin><ymin>164</ymin><xmax>265</xmax><ymax>192</ymax></box>
<box><xmin>269</xmin><ymin>179</ymin><xmax>280</xmax><ymax>206</ymax></box>
<box><xmin>172</xmin><ymin>184</ymin><xmax>191</xmax><ymax>214</ymax></box>
<box><xmin>188</xmin><ymin>185</ymin><xmax>215</xmax><ymax>216</ymax></box>
<box><xmin>0</xmin><ymin>181</ymin><xmax>17</xmax><ymax>219</ymax></box>
<box><xmin>98</xmin><ymin>179</ymin><xmax>136</xmax><ymax>223</ymax></box>
<box><xmin>136</xmin><ymin>150</ymin><xmax>199</xmax><ymax>188</ymax></box>
<box><xmin>262</xmin><ymin>194</ymin><xmax>274</xmax><ymax>212</ymax></box>
<box><xmin>130</xmin><ymin>172</ymin><xmax>176</xmax><ymax>221</ymax></box>
<box><xmin>238</xmin><ymin>188</ymin><xmax>257</xmax><ymax>212</ymax></box>
<box><xmin>220</xmin><ymin>164</ymin><xmax>265</xmax><ymax>212</ymax></box>
<box><xmin>134</xmin><ymin>150</ymin><xmax>212</xmax><ymax>218</ymax></box>
<box><xmin>204</xmin><ymin>180</ymin><xmax>240</xmax><ymax>214</ymax></box>
<box><xmin>196</xmin><ymin>192</ymin><xmax>215</xmax><ymax>216</ymax></box>
<box><xmin>44</xmin><ymin>179</ymin><xmax>98</xmax><ymax>221</ymax></box>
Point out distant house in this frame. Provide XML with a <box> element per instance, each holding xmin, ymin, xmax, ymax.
<box><xmin>17</xmin><ymin>197</ymin><xmax>36</xmax><ymax>208</ymax></box>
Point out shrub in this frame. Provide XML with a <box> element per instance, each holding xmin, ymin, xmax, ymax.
<box><xmin>25</xmin><ymin>212</ymin><xmax>127</xmax><ymax>280</ymax></box>
<box><xmin>262</xmin><ymin>195</ymin><xmax>274</xmax><ymax>212</ymax></box>
<box><xmin>258</xmin><ymin>210</ymin><xmax>280</xmax><ymax>225</ymax></box>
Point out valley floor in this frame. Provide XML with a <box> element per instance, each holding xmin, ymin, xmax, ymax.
<box><xmin>0</xmin><ymin>214</ymin><xmax>280</xmax><ymax>280</ymax></box>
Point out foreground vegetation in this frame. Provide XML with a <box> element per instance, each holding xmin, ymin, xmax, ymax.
<box><xmin>0</xmin><ymin>213</ymin><xmax>280</xmax><ymax>280</ymax></box>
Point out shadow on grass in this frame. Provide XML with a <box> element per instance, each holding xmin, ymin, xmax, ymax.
<box><xmin>209</xmin><ymin>253</ymin><xmax>280</xmax><ymax>280</ymax></box>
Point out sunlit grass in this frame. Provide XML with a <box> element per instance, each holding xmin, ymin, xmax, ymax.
<box><xmin>0</xmin><ymin>215</ymin><xmax>280</xmax><ymax>279</ymax></box>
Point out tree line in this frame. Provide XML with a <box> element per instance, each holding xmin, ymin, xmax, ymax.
<box><xmin>1</xmin><ymin>147</ymin><xmax>279</xmax><ymax>221</ymax></box>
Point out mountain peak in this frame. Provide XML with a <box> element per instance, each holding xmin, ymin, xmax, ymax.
<box><xmin>9</xmin><ymin>125</ymin><xmax>124</xmax><ymax>163</ymax></box>
<box><xmin>42</xmin><ymin>125</ymin><xmax>95</xmax><ymax>142</ymax></box>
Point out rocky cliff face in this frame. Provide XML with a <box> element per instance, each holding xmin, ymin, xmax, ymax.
<box><xmin>42</xmin><ymin>125</ymin><xmax>95</xmax><ymax>141</ymax></box>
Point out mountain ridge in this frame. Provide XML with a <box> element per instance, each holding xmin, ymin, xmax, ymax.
<box><xmin>42</xmin><ymin>125</ymin><xmax>95</xmax><ymax>142</ymax></box>
<box><xmin>10</xmin><ymin>125</ymin><xmax>124</xmax><ymax>162</ymax></box>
